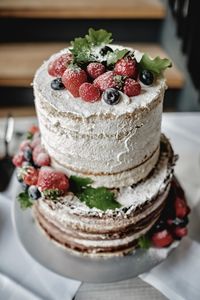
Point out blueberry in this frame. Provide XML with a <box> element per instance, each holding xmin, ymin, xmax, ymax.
<box><xmin>153</xmin><ymin>219</ymin><xmax>166</xmax><ymax>232</ymax></box>
<box><xmin>51</xmin><ymin>78</ymin><xmax>65</xmax><ymax>90</ymax></box>
<box><xmin>170</xmin><ymin>217</ymin><xmax>189</xmax><ymax>228</ymax></box>
<box><xmin>21</xmin><ymin>182</ymin><xmax>29</xmax><ymax>192</ymax></box>
<box><xmin>28</xmin><ymin>185</ymin><xmax>41</xmax><ymax>200</ymax></box>
<box><xmin>100</xmin><ymin>46</ymin><xmax>113</xmax><ymax>56</ymax></box>
<box><xmin>23</xmin><ymin>147</ymin><xmax>32</xmax><ymax>162</ymax></box>
<box><xmin>139</xmin><ymin>70</ymin><xmax>154</xmax><ymax>85</ymax></box>
<box><xmin>103</xmin><ymin>88</ymin><xmax>121</xmax><ymax>105</ymax></box>
<box><xmin>16</xmin><ymin>169</ymin><xmax>23</xmax><ymax>183</ymax></box>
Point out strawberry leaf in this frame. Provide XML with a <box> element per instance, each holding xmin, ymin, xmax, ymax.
<box><xmin>86</xmin><ymin>28</ymin><xmax>113</xmax><ymax>46</ymax></box>
<box><xmin>139</xmin><ymin>53</ymin><xmax>172</xmax><ymax>75</ymax></box>
<box><xmin>107</xmin><ymin>49</ymin><xmax>129</xmax><ymax>66</ymax></box>
<box><xmin>17</xmin><ymin>191</ymin><xmax>33</xmax><ymax>210</ymax></box>
<box><xmin>69</xmin><ymin>175</ymin><xmax>93</xmax><ymax>194</ymax></box>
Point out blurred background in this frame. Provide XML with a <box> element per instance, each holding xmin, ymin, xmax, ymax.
<box><xmin>0</xmin><ymin>0</ymin><xmax>199</xmax><ymax>117</ymax></box>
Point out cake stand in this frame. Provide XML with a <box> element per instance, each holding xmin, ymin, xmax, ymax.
<box><xmin>12</xmin><ymin>198</ymin><xmax>179</xmax><ymax>283</ymax></box>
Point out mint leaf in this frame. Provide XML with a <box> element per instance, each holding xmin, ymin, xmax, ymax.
<box><xmin>69</xmin><ymin>175</ymin><xmax>121</xmax><ymax>211</ymax></box>
<box><xmin>86</xmin><ymin>28</ymin><xmax>113</xmax><ymax>46</ymax></box>
<box><xmin>138</xmin><ymin>235</ymin><xmax>151</xmax><ymax>249</ymax></box>
<box><xmin>70</xmin><ymin>37</ymin><xmax>91</xmax><ymax>64</ymax></box>
<box><xmin>107</xmin><ymin>49</ymin><xmax>129</xmax><ymax>66</ymax></box>
<box><xmin>43</xmin><ymin>189</ymin><xmax>61</xmax><ymax>200</ymax></box>
<box><xmin>17</xmin><ymin>191</ymin><xmax>33</xmax><ymax>210</ymax></box>
<box><xmin>70</xmin><ymin>175</ymin><xmax>93</xmax><ymax>194</ymax></box>
<box><xmin>79</xmin><ymin>187</ymin><xmax>121</xmax><ymax>211</ymax></box>
<box><xmin>139</xmin><ymin>53</ymin><xmax>172</xmax><ymax>75</ymax></box>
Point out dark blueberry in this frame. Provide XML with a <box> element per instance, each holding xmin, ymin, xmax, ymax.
<box><xmin>21</xmin><ymin>182</ymin><xmax>29</xmax><ymax>192</ymax></box>
<box><xmin>28</xmin><ymin>185</ymin><xmax>41</xmax><ymax>200</ymax></box>
<box><xmin>51</xmin><ymin>78</ymin><xmax>65</xmax><ymax>90</ymax></box>
<box><xmin>103</xmin><ymin>88</ymin><xmax>121</xmax><ymax>105</ymax></box>
<box><xmin>100</xmin><ymin>46</ymin><xmax>113</xmax><ymax>56</ymax></box>
<box><xmin>153</xmin><ymin>219</ymin><xmax>166</xmax><ymax>232</ymax></box>
<box><xmin>139</xmin><ymin>70</ymin><xmax>154</xmax><ymax>85</ymax></box>
<box><xmin>23</xmin><ymin>147</ymin><xmax>32</xmax><ymax>162</ymax></box>
<box><xmin>16</xmin><ymin>169</ymin><xmax>23</xmax><ymax>183</ymax></box>
<box><xmin>168</xmin><ymin>217</ymin><xmax>189</xmax><ymax>228</ymax></box>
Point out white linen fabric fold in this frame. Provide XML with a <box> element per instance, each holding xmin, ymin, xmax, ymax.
<box><xmin>0</xmin><ymin>194</ymin><xmax>81</xmax><ymax>300</ymax></box>
<box><xmin>140</xmin><ymin>237</ymin><xmax>200</xmax><ymax>300</ymax></box>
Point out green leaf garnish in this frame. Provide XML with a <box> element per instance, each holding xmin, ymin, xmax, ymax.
<box><xmin>139</xmin><ymin>53</ymin><xmax>172</xmax><ymax>75</ymax></box>
<box><xmin>26</xmin><ymin>132</ymin><xmax>33</xmax><ymax>140</ymax></box>
<box><xmin>17</xmin><ymin>191</ymin><xmax>33</xmax><ymax>210</ymax></box>
<box><xmin>70</xmin><ymin>175</ymin><xmax>93</xmax><ymax>194</ymax></box>
<box><xmin>107</xmin><ymin>49</ymin><xmax>129</xmax><ymax>66</ymax></box>
<box><xmin>86</xmin><ymin>28</ymin><xmax>113</xmax><ymax>46</ymax></box>
<box><xmin>70</xmin><ymin>37</ymin><xmax>91</xmax><ymax>64</ymax></box>
<box><xmin>69</xmin><ymin>175</ymin><xmax>121</xmax><ymax>211</ymax></box>
<box><xmin>138</xmin><ymin>235</ymin><xmax>151</xmax><ymax>249</ymax></box>
<box><xmin>43</xmin><ymin>189</ymin><xmax>61</xmax><ymax>200</ymax></box>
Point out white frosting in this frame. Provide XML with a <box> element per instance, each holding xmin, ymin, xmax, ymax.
<box><xmin>33</xmin><ymin>45</ymin><xmax>166</xmax><ymax>188</ymax></box>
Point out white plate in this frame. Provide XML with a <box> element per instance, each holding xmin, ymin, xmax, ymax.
<box><xmin>12</xmin><ymin>199</ymin><xmax>179</xmax><ymax>283</ymax></box>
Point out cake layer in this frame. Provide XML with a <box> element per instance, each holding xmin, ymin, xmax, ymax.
<box><xmin>33</xmin><ymin>46</ymin><xmax>166</xmax><ymax>188</ymax></box>
<box><xmin>33</xmin><ymin>134</ymin><xmax>176</xmax><ymax>256</ymax></box>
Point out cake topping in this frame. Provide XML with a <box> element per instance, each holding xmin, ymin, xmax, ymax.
<box><xmin>102</xmin><ymin>88</ymin><xmax>121</xmax><ymax>105</ymax></box>
<box><xmin>47</xmin><ymin>28</ymin><xmax>172</xmax><ymax>104</ymax></box>
<box><xmin>79</xmin><ymin>82</ymin><xmax>101</xmax><ymax>102</ymax></box>
<box><xmin>51</xmin><ymin>78</ymin><xmax>65</xmax><ymax>90</ymax></box>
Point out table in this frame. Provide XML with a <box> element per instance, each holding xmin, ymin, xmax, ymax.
<box><xmin>0</xmin><ymin>112</ymin><xmax>200</xmax><ymax>300</ymax></box>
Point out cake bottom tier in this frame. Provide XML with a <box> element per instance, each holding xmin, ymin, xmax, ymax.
<box><xmin>33</xmin><ymin>134</ymin><xmax>178</xmax><ymax>257</ymax></box>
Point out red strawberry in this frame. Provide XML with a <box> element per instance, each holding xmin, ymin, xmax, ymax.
<box><xmin>79</xmin><ymin>83</ymin><xmax>101</xmax><ymax>102</ymax></box>
<box><xmin>19</xmin><ymin>140</ymin><xmax>32</xmax><ymax>151</ymax></box>
<box><xmin>62</xmin><ymin>66</ymin><xmax>87</xmax><ymax>97</ymax></box>
<box><xmin>93</xmin><ymin>71</ymin><xmax>117</xmax><ymax>91</ymax></box>
<box><xmin>29</xmin><ymin>125</ymin><xmax>39</xmax><ymax>135</ymax></box>
<box><xmin>34</xmin><ymin>152</ymin><xmax>51</xmax><ymax>167</ymax></box>
<box><xmin>23</xmin><ymin>166</ymin><xmax>38</xmax><ymax>186</ymax></box>
<box><xmin>151</xmin><ymin>229</ymin><xmax>173</xmax><ymax>248</ymax></box>
<box><xmin>48</xmin><ymin>53</ymin><xmax>73</xmax><ymax>77</ymax></box>
<box><xmin>123</xmin><ymin>78</ymin><xmax>141</xmax><ymax>96</ymax></box>
<box><xmin>87</xmin><ymin>62</ymin><xmax>105</xmax><ymax>79</ymax></box>
<box><xmin>38</xmin><ymin>167</ymin><xmax>69</xmax><ymax>194</ymax></box>
<box><xmin>32</xmin><ymin>144</ymin><xmax>46</xmax><ymax>163</ymax></box>
<box><xmin>173</xmin><ymin>227</ymin><xmax>188</xmax><ymax>239</ymax></box>
<box><xmin>175</xmin><ymin>196</ymin><xmax>190</xmax><ymax>218</ymax></box>
<box><xmin>12</xmin><ymin>152</ymin><xmax>25</xmax><ymax>167</ymax></box>
<box><xmin>114</xmin><ymin>57</ymin><xmax>138</xmax><ymax>78</ymax></box>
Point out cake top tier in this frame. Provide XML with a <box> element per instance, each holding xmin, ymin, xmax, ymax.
<box><xmin>34</xmin><ymin>28</ymin><xmax>171</xmax><ymax>118</ymax></box>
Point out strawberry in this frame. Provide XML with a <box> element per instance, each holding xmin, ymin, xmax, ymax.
<box><xmin>175</xmin><ymin>196</ymin><xmax>190</xmax><ymax>218</ymax></box>
<box><xmin>32</xmin><ymin>144</ymin><xmax>46</xmax><ymax>163</ymax></box>
<box><xmin>114</xmin><ymin>57</ymin><xmax>138</xmax><ymax>78</ymax></box>
<box><xmin>93</xmin><ymin>71</ymin><xmax>117</xmax><ymax>91</ymax></box>
<box><xmin>19</xmin><ymin>140</ymin><xmax>32</xmax><ymax>151</ymax></box>
<box><xmin>38</xmin><ymin>167</ymin><xmax>69</xmax><ymax>194</ymax></box>
<box><xmin>62</xmin><ymin>66</ymin><xmax>87</xmax><ymax>97</ymax></box>
<box><xmin>123</xmin><ymin>78</ymin><xmax>141</xmax><ymax>96</ymax></box>
<box><xmin>151</xmin><ymin>229</ymin><xmax>173</xmax><ymax>248</ymax></box>
<box><xmin>29</xmin><ymin>125</ymin><xmax>39</xmax><ymax>135</ymax></box>
<box><xmin>87</xmin><ymin>62</ymin><xmax>105</xmax><ymax>79</ymax></box>
<box><xmin>12</xmin><ymin>152</ymin><xmax>25</xmax><ymax>167</ymax></box>
<box><xmin>34</xmin><ymin>152</ymin><xmax>51</xmax><ymax>167</ymax></box>
<box><xmin>173</xmin><ymin>227</ymin><xmax>188</xmax><ymax>239</ymax></box>
<box><xmin>48</xmin><ymin>53</ymin><xmax>73</xmax><ymax>77</ymax></box>
<box><xmin>23</xmin><ymin>166</ymin><xmax>39</xmax><ymax>186</ymax></box>
<box><xmin>79</xmin><ymin>83</ymin><xmax>101</xmax><ymax>102</ymax></box>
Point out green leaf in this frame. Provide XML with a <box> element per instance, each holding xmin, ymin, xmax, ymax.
<box><xmin>69</xmin><ymin>175</ymin><xmax>121</xmax><ymax>211</ymax></box>
<box><xmin>69</xmin><ymin>175</ymin><xmax>93</xmax><ymax>194</ymax></box>
<box><xmin>107</xmin><ymin>49</ymin><xmax>129</xmax><ymax>66</ymax></box>
<box><xmin>139</xmin><ymin>53</ymin><xmax>172</xmax><ymax>75</ymax></box>
<box><xmin>86</xmin><ymin>28</ymin><xmax>113</xmax><ymax>46</ymax></box>
<box><xmin>138</xmin><ymin>235</ymin><xmax>151</xmax><ymax>249</ymax></box>
<box><xmin>79</xmin><ymin>187</ymin><xmax>121</xmax><ymax>211</ymax></box>
<box><xmin>17</xmin><ymin>191</ymin><xmax>33</xmax><ymax>210</ymax></box>
<box><xmin>70</xmin><ymin>37</ymin><xmax>91</xmax><ymax>64</ymax></box>
<box><xmin>26</xmin><ymin>132</ymin><xmax>33</xmax><ymax>140</ymax></box>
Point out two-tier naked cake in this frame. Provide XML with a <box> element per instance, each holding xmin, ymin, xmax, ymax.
<box><xmin>13</xmin><ymin>29</ymin><xmax>190</xmax><ymax>256</ymax></box>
